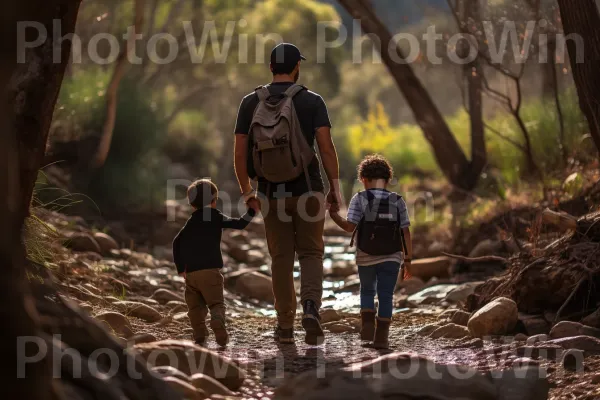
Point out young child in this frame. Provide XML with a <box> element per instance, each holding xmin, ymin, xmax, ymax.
<box><xmin>329</xmin><ymin>155</ymin><xmax>412</xmax><ymax>349</ymax></box>
<box><xmin>173</xmin><ymin>179</ymin><xmax>255</xmax><ymax>347</ymax></box>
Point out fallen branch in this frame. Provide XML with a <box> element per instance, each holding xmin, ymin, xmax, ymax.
<box><xmin>541</xmin><ymin>208</ymin><xmax>578</xmax><ymax>232</ymax></box>
<box><xmin>442</xmin><ymin>252</ymin><xmax>508</xmax><ymax>264</ymax></box>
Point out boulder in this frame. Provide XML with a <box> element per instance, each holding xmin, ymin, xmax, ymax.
<box><xmin>320</xmin><ymin>309</ymin><xmax>342</xmax><ymax>324</ymax></box>
<box><xmin>549</xmin><ymin>321</ymin><xmax>600</xmax><ymax>340</ymax></box>
<box><xmin>92</xmin><ymin>232</ymin><xmax>119</xmax><ymax>255</ymax></box>
<box><xmin>514</xmin><ymin>333</ymin><xmax>529</xmax><ymax>342</ymax></box>
<box><xmin>163</xmin><ymin>377</ymin><xmax>205</xmax><ymax>400</ymax></box>
<box><xmin>467</xmin><ymin>297</ymin><xmax>518</xmax><ymax>338</ymax></box>
<box><xmin>112</xmin><ymin>301</ymin><xmax>162</xmax><ymax>322</ymax></box>
<box><xmin>549</xmin><ymin>335</ymin><xmax>600</xmax><ymax>354</ymax></box>
<box><xmin>134</xmin><ymin>340</ymin><xmax>246</xmax><ymax>390</ymax></box>
<box><xmin>469</xmin><ymin>239</ymin><xmax>504</xmax><ymax>258</ymax></box>
<box><xmin>234</xmin><ymin>271</ymin><xmax>274</xmax><ymax>303</ymax></box>
<box><xmin>94</xmin><ymin>312</ymin><xmax>133</xmax><ymax>338</ymax></box>
<box><xmin>429</xmin><ymin>323</ymin><xmax>471</xmax><ymax>339</ymax></box>
<box><xmin>64</xmin><ymin>234</ymin><xmax>101</xmax><ymax>254</ymax></box>
<box><xmin>450</xmin><ymin>310</ymin><xmax>471</xmax><ymax>327</ymax></box>
<box><xmin>445</xmin><ymin>282</ymin><xmax>484</xmax><ymax>303</ymax></box>
<box><xmin>519</xmin><ymin>314</ymin><xmax>550</xmax><ymax>336</ymax></box>
<box><xmin>438</xmin><ymin>309</ymin><xmax>458</xmax><ymax>321</ymax></box>
<box><xmin>396</xmin><ymin>277</ymin><xmax>425</xmax><ymax>295</ymax></box>
<box><xmin>406</xmin><ymin>256</ymin><xmax>452</xmax><ymax>281</ymax></box>
<box><xmin>582</xmin><ymin>308</ymin><xmax>600</xmax><ymax>329</ymax></box>
<box><xmin>417</xmin><ymin>323</ymin><xmax>441</xmax><ymax>337</ymax></box>
<box><xmin>190</xmin><ymin>373</ymin><xmax>234</xmax><ymax>397</ymax></box>
<box><xmin>152</xmin><ymin>288</ymin><xmax>184</xmax><ymax>304</ymax></box>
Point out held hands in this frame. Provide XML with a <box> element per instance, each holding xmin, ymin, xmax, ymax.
<box><xmin>403</xmin><ymin>260</ymin><xmax>412</xmax><ymax>280</ymax></box>
<box><xmin>326</xmin><ymin>189</ymin><xmax>342</xmax><ymax>213</ymax></box>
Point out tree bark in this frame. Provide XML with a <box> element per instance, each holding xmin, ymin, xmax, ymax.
<box><xmin>338</xmin><ymin>0</ymin><xmax>476</xmax><ymax>190</ymax></box>
<box><xmin>1</xmin><ymin>1</ymin><xmax>81</xmax><ymax>398</ymax></box>
<box><xmin>93</xmin><ymin>0</ymin><xmax>145</xmax><ymax>168</ymax></box>
<box><xmin>557</xmin><ymin>0</ymin><xmax>600</xmax><ymax>156</ymax></box>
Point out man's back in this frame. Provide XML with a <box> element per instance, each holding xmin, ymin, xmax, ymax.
<box><xmin>234</xmin><ymin>82</ymin><xmax>331</xmax><ymax>198</ymax></box>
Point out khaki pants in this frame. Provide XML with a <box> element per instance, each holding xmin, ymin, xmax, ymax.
<box><xmin>263</xmin><ymin>194</ymin><xmax>325</xmax><ymax>329</ymax></box>
<box><xmin>184</xmin><ymin>269</ymin><xmax>225</xmax><ymax>340</ymax></box>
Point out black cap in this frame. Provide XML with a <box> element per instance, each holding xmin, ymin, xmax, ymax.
<box><xmin>270</xmin><ymin>43</ymin><xmax>306</xmax><ymax>74</ymax></box>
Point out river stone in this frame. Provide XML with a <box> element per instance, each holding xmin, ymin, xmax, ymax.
<box><xmin>190</xmin><ymin>373</ymin><xmax>234</xmax><ymax>396</ymax></box>
<box><xmin>112</xmin><ymin>301</ymin><xmax>162</xmax><ymax>322</ymax></box>
<box><xmin>468</xmin><ymin>297</ymin><xmax>518</xmax><ymax>338</ymax></box>
<box><xmin>429</xmin><ymin>323</ymin><xmax>471</xmax><ymax>339</ymax></box>
<box><xmin>135</xmin><ymin>340</ymin><xmax>246</xmax><ymax>390</ymax></box>
<box><xmin>93</xmin><ymin>232</ymin><xmax>119</xmax><ymax>255</ymax></box>
<box><xmin>234</xmin><ymin>271</ymin><xmax>274</xmax><ymax>303</ymax></box>
<box><xmin>417</xmin><ymin>323</ymin><xmax>442</xmax><ymax>336</ymax></box>
<box><xmin>582</xmin><ymin>308</ymin><xmax>600</xmax><ymax>329</ymax></box>
<box><xmin>450</xmin><ymin>310</ymin><xmax>471</xmax><ymax>326</ymax></box>
<box><xmin>408</xmin><ymin>284</ymin><xmax>459</xmax><ymax>305</ymax></box>
<box><xmin>396</xmin><ymin>277</ymin><xmax>425</xmax><ymax>295</ymax></box>
<box><xmin>444</xmin><ymin>281</ymin><xmax>484</xmax><ymax>303</ymax></box>
<box><xmin>163</xmin><ymin>376</ymin><xmax>205</xmax><ymax>400</ymax></box>
<box><xmin>550</xmin><ymin>321</ymin><xmax>600</xmax><ymax>339</ymax></box>
<box><xmin>129</xmin><ymin>333</ymin><xmax>157</xmax><ymax>344</ymax></box>
<box><xmin>152</xmin><ymin>288</ymin><xmax>184</xmax><ymax>304</ymax></box>
<box><xmin>324</xmin><ymin>322</ymin><xmax>355</xmax><ymax>334</ymax></box>
<box><xmin>320</xmin><ymin>309</ymin><xmax>342</xmax><ymax>324</ymax></box>
<box><xmin>549</xmin><ymin>335</ymin><xmax>600</xmax><ymax>354</ymax></box>
<box><xmin>64</xmin><ymin>234</ymin><xmax>102</xmax><ymax>254</ymax></box>
<box><xmin>152</xmin><ymin>366</ymin><xmax>192</xmax><ymax>382</ymax></box>
<box><xmin>94</xmin><ymin>311</ymin><xmax>133</xmax><ymax>338</ymax></box>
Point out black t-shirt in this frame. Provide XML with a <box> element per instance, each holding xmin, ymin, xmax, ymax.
<box><xmin>172</xmin><ymin>207</ymin><xmax>255</xmax><ymax>273</ymax></box>
<box><xmin>234</xmin><ymin>82</ymin><xmax>331</xmax><ymax>198</ymax></box>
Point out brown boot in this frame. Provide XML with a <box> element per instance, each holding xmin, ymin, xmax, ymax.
<box><xmin>360</xmin><ymin>309</ymin><xmax>376</xmax><ymax>341</ymax></box>
<box><xmin>210</xmin><ymin>318</ymin><xmax>229</xmax><ymax>347</ymax></box>
<box><xmin>373</xmin><ymin>317</ymin><xmax>391</xmax><ymax>349</ymax></box>
<box><xmin>194</xmin><ymin>325</ymin><xmax>209</xmax><ymax>346</ymax></box>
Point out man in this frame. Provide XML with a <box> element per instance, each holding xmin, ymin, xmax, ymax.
<box><xmin>233</xmin><ymin>43</ymin><xmax>341</xmax><ymax>345</ymax></box>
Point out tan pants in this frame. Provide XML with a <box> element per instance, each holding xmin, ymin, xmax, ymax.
<box><xmin>263</xmin><ymin>194</ymin><xmax>325</xmax><ymax>329</ymax></box>
<box><xmin>185</xmin><ymin>269</ymin><xmax>225</xmax><ymax>340</ymax></box>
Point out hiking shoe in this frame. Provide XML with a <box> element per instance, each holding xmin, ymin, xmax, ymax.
<box><xmin>193</xmin><ymin>325</ymin><xmax>209</xmax><ymax>346</ymax></box>
<box><xmin>274</xmin><ymin>326</ymin><xmax>295</xmax><ymax>344</ymax></box>
<box><xmin>360</xmin><ymin>309</ymin><xmax>376</xmax><ymax>341</ymax></box>
<box><xmin>302</xmin><ymin>300</ymin><xmax>324</xmax><ymax>345</ymax></box>
<box><xmin>210</xmin><ymin>318</ymin><xmax>229</xmax><ymax>347</ymax></box>
<box><xmin>373</xmin><ymin>317</ymin><xmax>391</xmax><ymax>349</ymax></box>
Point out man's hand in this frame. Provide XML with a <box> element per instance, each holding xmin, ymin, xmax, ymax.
<box><xmin>326</xmin><ymin>189</ymin><xmax>342</xmax><ymax>212</ymax></box>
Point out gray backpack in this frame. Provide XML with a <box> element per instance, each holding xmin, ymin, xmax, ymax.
<box><xmin>249</xmin><ymin>84</ymin><xmax>315</xmax><ymax>189</ymax></box>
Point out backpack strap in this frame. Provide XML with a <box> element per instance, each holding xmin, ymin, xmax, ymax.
<box><xmin>283</xmin><ymin>84</ymin><xmax>306</xmax><ymax>98</ymax></box>
<box><xmin>255</xmin><ymin>86</ymin><xmax>271</xmax><ymax>102</ymax></box>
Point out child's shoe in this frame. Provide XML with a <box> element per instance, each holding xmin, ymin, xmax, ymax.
<box><xmin>373</xmin><ymin>317</ymin><xmax>391</xmax><ymax>349</ymax></box>
<box><xmin>194</xmin><ymin>325</ymin><xmax>209</xmax><ymax>346</ymax></box>
<box><xmin>210</xmin><ymin>318</ymin><xmax>229</xmax><ymax>347</ymax></box>
<box><xmin>360</xmin><ymin>309</ymin><xmax>376</xmax><ymax>341</ymax></box>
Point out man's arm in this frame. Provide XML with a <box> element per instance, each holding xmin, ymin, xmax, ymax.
<box><xmin>315</xmin><ymin>126</ymin><xmax>341</xmax><ymax>211</ymax></box>
<box><xmin>234</xmin><ymin>134</ymin><xmax>253</xmax><ymax>195</ymax></box>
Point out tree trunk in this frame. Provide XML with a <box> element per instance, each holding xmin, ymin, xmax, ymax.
<box><xmin>338</xmin><ymin>0</ymin><xmax>475</xmax><ymax>190</ymax></box>
<box><xmin>93</xmin><ymin>0</ymin><xmax>145</xmax><ymax>168</ymax></box>
<box><xmin>1</xmin><ymin>1</ymin><xmax>81</xmax><ymax>398</ymax></box>
<box><xmin>557</xmin><ymin>0</ymin><xmax>600</xmax><ymax>156</ymax></box>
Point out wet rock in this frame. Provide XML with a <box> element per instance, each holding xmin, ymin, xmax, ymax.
<box><xmin>163</xmin><ymin>376</ymin><xmax>205</xmax><ymax>400</ymax></box>
<box><xmin>444</xmin><ymin>281</ymin><xmax>484</xmax><ymax>303</ymax></box>
<box><xmin>234</xmin><ymin>271</ymin><xmax>274</xmax><ymax>303</ymax></box>
<box><xmin>450</xmin><ymin>310</ymin><xmax>471</xmax><ymax>326</ymax></box>
<box><xmin>519</xmin><ymin>314</ymin><xmax>550</xmax><ymax>336</ymax></box>
<box><xmin>112</xmin><ymin>301</ymin><xmax>162</xmax><ymax>322</ymax></box>
<box><xmin>429</xmin><ymin>323</ymin><xmax>471</xmax><ymax>339</ymax></box>
<box><xmin>396</xmin><ymin>277</ymin><xmax>425</xmax><ymax>295</ymax></box>
<box><xmin>468</xmin><ymin>297</ymin><xmax>518</xmax><ymax>338</ymax></box>
<box><xmin>152</xmin><ymin>288</ymin><xmax>184</xmax><ymax>304</ymax></box>
<box><xmin>129</xmin><ymin>333</ymin><xmax>157</xmax><ymax>344</ymax></box>
<box><xmin>151</xmin><ymin>366</ymin><xmax>192</xmax><ymax>382</ymax></box>
<box><xmin>94</xmin><ymin>312</ymin><xmax>133</xmax><ymax>338</ymax></box>
<box><xmin>320</xmin><ymin>309</ymin><xmax>342</xmax><ymax>324</ymax></box>
<box><xmin>64</xmin><ymin>234</ymin><xmax>101</xmax><ymax>254</ymax></box>
<box><xmin>417</xmin><ymin>323</ymin><xmax>441</xmax><ymax>337</ymax></box>
<box><xmin>190</xmin><ymin>373</ymin><xmax>234</xmax><ymax>397</ymax></box>
<box><xmin>550</xmin><ymin>321</ymin><xmax>600</xmax><ymax>340</ymax></box>
<box><xmin>135</xmin><ymin>340</ymin><xmax>246</xmax><ymax>390</ymax></box>
<box><xmin>549</xmin><ymin>335</ymin><xmax>600</xmax><ymax>354</ymax></box>
<box><xmin>408</xmin><ymin>284</ymin><xmax>459</xmax><ymax>305</ymax></box>
<box><xmin>324</xmin><ymin>322</ymin><xmax>355</xmax><ymax>334</ymax></box>
<box><xmin>582</xmin><ymin>308</ymin><xmax>600</xmax><ymax>329</ymax></box>
<box><xmin>92</xmin><ymin>232</ymin><xmax>119</xmax><ymax>255</ymax></box>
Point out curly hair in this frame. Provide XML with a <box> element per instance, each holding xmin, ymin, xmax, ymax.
<box><xmin>357</xmin><ymin>154</ymin><xmax>394</xmax><ymax>182</ymax></box>
<box><xmin>187</xmin><ymin>179</ymin><xmax>218</xmax><ymax>208</ymax></box>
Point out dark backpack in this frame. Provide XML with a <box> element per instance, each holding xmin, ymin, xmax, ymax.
<box><xmin>350</xmin><ymin>191</ymin><xmax>408</xmax><ymax>256</ymax></box>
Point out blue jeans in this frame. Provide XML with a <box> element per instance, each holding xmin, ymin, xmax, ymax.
<box><xmin>358</xmin><ymin>261</ymin><xmax>400</xmax><ymax>318</ymax></box>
